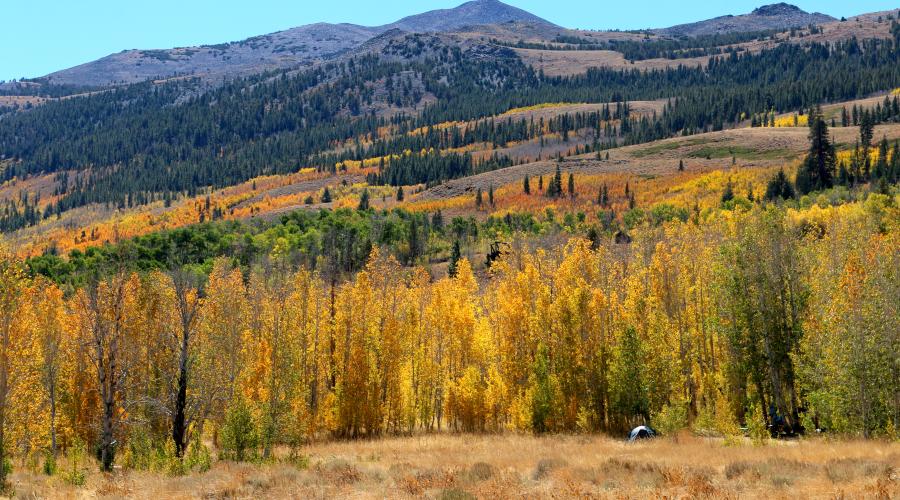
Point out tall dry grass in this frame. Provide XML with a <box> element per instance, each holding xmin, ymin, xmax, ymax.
<box><xmin>6</xmin><ymin>433</ymin><xmax>897</xmax><ymax>499</ymax></box>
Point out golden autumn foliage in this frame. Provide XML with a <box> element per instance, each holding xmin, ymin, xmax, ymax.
<box><xmin>0</xmin><ymin>192</ymin><xmax>896</xmax><ymax>477</ymax></box>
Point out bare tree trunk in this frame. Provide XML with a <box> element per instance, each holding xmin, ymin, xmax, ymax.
<box><xmin>171</xmin><ymin>270</ymin><xmax>201</xmax><ymax>458</ymax></box>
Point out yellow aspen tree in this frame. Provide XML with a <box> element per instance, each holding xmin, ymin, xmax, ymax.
<box><xmin>72</xmin><ymin>272</ymin><xmax>142</xmax><ymax>471</ymax></box>
<box><xmin>31</xmin><ymin>278</ymin><xmax>69</xmax><ymax>457</ymax></box>
<box><xmin>332</xmin><ymin>256</ymin><xmax>380</xmax><ymax>437</ymax></box>
<box><xmin>198</xmin><ymin>258</ymin><xmax>249</xmax><ymax>428</ymax></box>
<box><xmin>243</xmin><ymin>258</ymin><xmax>299</xmax><ymax>457</ymax></box>
<box><xmin>282</xmin><ymin>266</ymin><xmax>327</xmax><ymax>445</ymax></box>
<box><xmin>487</xmin><ymin>250</ymin><xmax>552</xmax><ymax>429</ymax></box>
<box><xmin>0</xmin><ymin>251</ymin><xmax>45</xmax><ymax>475</ymax></box>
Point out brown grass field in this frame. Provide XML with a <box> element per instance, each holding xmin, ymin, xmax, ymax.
<box><xmin>7</xmin><ymin>434</ymin><xmax>897</xmax><ymax>499</ymax></box>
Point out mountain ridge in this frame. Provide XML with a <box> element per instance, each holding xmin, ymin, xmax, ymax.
<box><xmin>655</xmin><ymin>2</ymin><xmax>835</xmax><ymax>37</ymax></box>
<box><xmin>37</xmin><ymin>0</ymin><xmax>555</xmax><ymax>87</ymax></box>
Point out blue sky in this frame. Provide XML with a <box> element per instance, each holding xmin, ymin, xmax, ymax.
<box><xmin>1</xmin><ymin>0</ymin><xmax>896</xmax><ymax>81</ymax></box>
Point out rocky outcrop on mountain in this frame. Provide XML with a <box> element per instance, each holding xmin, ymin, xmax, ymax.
<box><xmin>656</xmin><ymin>3</ymin><xmax>835</xmax><ymax>37</ymax></box>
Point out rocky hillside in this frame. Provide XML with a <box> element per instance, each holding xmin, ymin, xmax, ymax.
<box><xmin>656</xmin><ymin>3</ymin><xmax>835</xmax><ymax>37</ymax></box>
<box><xmin>38</xmin><ymin>0</ymin><xmax>554</xmax><ymax>88</ymax></box>
<box><xmin>382</xmin><ymin>0</ymin><xmax>555</xmax><ymax>32</ymax></box>
<box><xmin>42</xmin><ymin>23</ymin><xmax>378</xmax><ymax>87</ymax></box>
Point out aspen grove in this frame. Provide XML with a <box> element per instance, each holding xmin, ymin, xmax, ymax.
<box><xmin>0</xmin><ymin>198</ymin><xmax>897</xmax><ymax>476</ymax></box>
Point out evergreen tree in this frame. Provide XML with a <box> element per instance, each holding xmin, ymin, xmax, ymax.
<box><xmin>488</xmin><ymin>185</ymin><xmax>494</xmax><ymax>206</ymax></box>
<box><xmin>796</xmin><ymin>106</ymin><xmax>835</xmax><ymax>195</ymax></box>
<box><xmin>873</xmin><ymin>136</ymin><xmax>889</xmax><ymax>180</ymax></box>
<box><xmin>860</xmin><ymin>111</ymin><xmax>875</xmax><ymax>153</ymax></box>
<box><xmin>553</xmin><ymin>165</ymin><xmax>563</xmax><ymax>197</ymax></box>
<box><xmin>523</xmin><ymin>175</ymin><xmax>531</xmax><ymax>195</ymax></box>
<box><xmin>475</xmin><ymin>188</ymin><xmax>483</xmax><ymax>209</ymax></box>
<box><xmin>321</xmin><ymin>187</ymin><xmax>332</xmax><ymax>203</ymax></box>
<box><xmin>396</xmin><ymin>186</ymin><xmax>404</xmax><ymax>202</ymax></box>
<box><xmin>721</xmin><ymin>179</ymin><xmax>735</xmax><ymax>204</ymax></box>
<box><xmin>678</xmin><ymin>159</ymin><xmax>684</xmax><ymax>171</ymax></box>
<box><xmin>538</xmin><ymin>176</ymin><xmax>543</xmax><ymax>191</ymax></box>
<box><xmin>358</xmin><ymin>188</ymin><xmax>370</xmax><ymax>211</ymax></box>
<box><xmin>598</xmin><ymin>184</ymin><xmax>609</xmax><ymax>207</ymax></box>
<box><xmin>432</xmin><ymin>210</ymin><xmax>444</xmax><ymax>231</ymax></box>
<box><xmin>448</xmin><ymin>240</ymin><xmax>461</xmax><ymax>278</ymax></box>
<box><xmin>765</xmin><ymin>169</ymin><xmax>796</xmax><ymax>201</ymax></box>
<box><xmin>567</xmin><ymin>173</ymin><xmax>575</xmax><ymax>197</ymax></box>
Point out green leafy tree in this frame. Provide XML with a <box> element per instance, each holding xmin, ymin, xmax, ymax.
<box><xmin>220</xmin><ymin>398</ymin><xmax>258</xmax><ymax>462</ymax></box>
<box><xmin>612</xmin><ymin>326</ymin><xmax>649</xmax><ymax>427</ymax></box>
<box><xmin>531</xmin><ymin>344</ymin><xmax>556</xmax><ymax>434</ymax></box>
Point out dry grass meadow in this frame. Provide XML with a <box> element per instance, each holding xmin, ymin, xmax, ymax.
<box><xmin>6</xmin><ymin>434</ymin><xmax>897</xmax><ymax>499</ymax></box>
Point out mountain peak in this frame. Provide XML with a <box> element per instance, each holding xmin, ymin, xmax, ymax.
<box><xmin>382</xmin><ymin>0</ymin><xmax>556</xmax><ymax>32</ymax></box>
<box><xmin>753</xmin><ymin>3</ymin><xmax>804</xmax><ymax>16</ymax></box>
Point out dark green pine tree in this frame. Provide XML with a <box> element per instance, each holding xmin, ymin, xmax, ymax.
<box><xmin>475</xmin><ymin>187</ymin><xmax>483</xmax><ymax>209</ymax></box>
<box><xmin>678</xmin><ymin>159</ymin><xmax>684</xmax><ymax>171</ymax></box>
<box><xmin>598</xmin><ymin>184</ymin><xmax>609</xmax><ymax>207</ymax></box>
<box><xmin>553</xmin><ymin>165</ymin><xmax>563</xmax><ymax>197</ymax></box>
<box><xmin>538</xmin><ymin>175</ymin><xmax>544</xmax><ymax>191</ymax></box>
<box><xmin>448</xmin><ymin>240</ymin><xmax>462</xmax><ymax>278</ymax></box>
<box><xmin>431</xmin><ymin>210</ymin><xmax>444</xmax><ymax>231</ymax></box>
<box><xmin>321</xmin><ymin>187</ymin><xmax>332</xmax><ymax>203</ymax></box>
<box><xmin>721</xmin><ymin>179</ymin><xmax>735</xmax><ymax>204</ymax></box>
<box><xmin>396</xmin><ymin>186</ymin><xmax>404</xmax><ymax>201</ymax></box>
<box><xmin>890</xmin><ymin>140</ymin><xmax>900</xmax><ymax>183</ymax></box>
<box><xmin>796</xmin><ymin>107</ymin><xmax>836</xmax><ymax>195</ymax></box>
<box><xmin>358</xmin><ymin>188</ymin><xmax>370</xmax><ymax>211</ymax></box>
<box><xmin>873</xmin><ymin>136</ymin><xmax>889</xmax><ymax>180</ymax></box>
<box><xmin>523</xmin><ymin>175</ymin><xmax>531</xmax><ymax>195</ymax></box>
<box><xmin>567</xmin><ymin>173</ymin><xmax>575</xmax><ymax>197</ymax></box>
<box><xmin>488</xmin><ymin>185</ymin><xmax>495</xmax><ymax>206</ymax></box>
<box><xmin>407</xmin><ymin>216</ymin><xmax>421</xmax><ymax>264</ymax></box>
<box><xmin>765</xmin><ymin>169</ymin><xmax>796</xmax><ymax>201</ymax></box>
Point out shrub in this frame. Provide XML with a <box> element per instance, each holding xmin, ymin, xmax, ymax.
<box><xmin>185</xmin><ymin>435</ymin><xmax>212</xmax><ymax>473</ymax></box>
<box><xmin>746</xmin><ymin>404</ymin><xmax>769</xmax><ymax>446</ymax></box>
<box><xmin>42</xmin><ymin>453</ymin><xmax>57</xmax><ymax>476</ymax></box>
<box><xmin>122</xmin><ymin>428</ymin><xmax>154</xmax><ymax>470</ymax></box>
<box><xmin>652</xmin><ymin>400</ymin><xmax>688</xmax><ymax>438</ymax></box>
<box><xmin>65</xmin><ymin>438</ymin><xmax>86</xmax><ymax>486</ymax></box>
<box><xmin>221</xmin><ymin>398</ymin><xmax>258</xmax><ymax>461</ymax></box>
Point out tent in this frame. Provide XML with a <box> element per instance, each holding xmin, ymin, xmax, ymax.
<box><xmin>628</xmin><ymin>426</ymin><xmax>655</xmax><ymax>442</ymax></box>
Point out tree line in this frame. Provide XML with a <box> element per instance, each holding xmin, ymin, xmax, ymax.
<box><xmin>1</xmin><ymin>36</ymin><xmax>899</xmax><ymax>229</ymax></box>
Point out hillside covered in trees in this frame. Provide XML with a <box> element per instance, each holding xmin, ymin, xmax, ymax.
<box><xmin>0</xmin><ymin>1</ymin><xmax>899</xmax><ymax>497</ymax></box>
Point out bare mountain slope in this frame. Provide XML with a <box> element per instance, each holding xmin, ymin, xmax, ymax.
<box><xmin>382</xmin><ymin>0</ymin><xmax>556</xmax><ymax>32</ymax></box>
<box><xmin>40</xmin><ymin>0</ymin><xmax>554</xmax><ymax>88</ymax></box>
<box><xmin>43</xmin><ymin>23</ymin><xmax>378</xmax><ymax>87</ymax></box>
<box><xmin>656</xmin><ymin>3</ymin><xmax>835</xmax><ymax>37</ymax></box>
